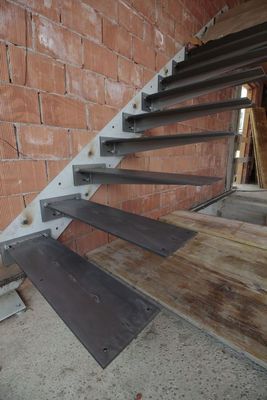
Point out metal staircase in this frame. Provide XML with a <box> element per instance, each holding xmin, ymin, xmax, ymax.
<box><xmin>0</xmin><ymin>20</ymin><xmax>266</xmax><ymax>368</ymax></box>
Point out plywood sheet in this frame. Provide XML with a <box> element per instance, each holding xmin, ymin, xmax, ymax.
<box><xmin>88</xmin><ymin>213</ymin><xmax>267</xmax><ymax>369</ymax></box>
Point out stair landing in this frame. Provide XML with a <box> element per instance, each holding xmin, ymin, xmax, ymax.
<box><xmin>87</xmin><ymin>210</ymin><xmax>267</xmax><ymax>370</ymax></box>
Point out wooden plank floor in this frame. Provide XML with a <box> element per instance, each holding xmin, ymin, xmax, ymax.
<box><xmin>161</xmin><ymin>210</ymin><xmax>267</xmax><ymax>250</ymax></box>
<box><xmin>88</xmin><ymin>211</ymin><xmax>267</xmax><ymax>369</ymax></box>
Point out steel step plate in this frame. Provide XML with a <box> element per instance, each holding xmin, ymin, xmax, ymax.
<box><xmin>73</xmin><ymin>165</ymin><xmax>221</xmax><ymax>186</ymax></box>
<box><xmin>46</xmin><ymin>199</ymin><xmax>196</xmax><ymax>257</ymax></box>
<box><xmin>7</xmin><ymin>235</ymin><xmax>159</xmax><ymax>368</ymax></box>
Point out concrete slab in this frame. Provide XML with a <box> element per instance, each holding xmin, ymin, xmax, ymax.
<box><xmin>0</xmin><ymin>281</ymin><xmax>266</xmax><ymax>400</ymax></box>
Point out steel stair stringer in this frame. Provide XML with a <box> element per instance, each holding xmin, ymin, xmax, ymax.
<box><xmin>0</xmin><ymin>9</ymin><xmax>228</xmax><ymax>255</ymax></box>
<box><xmin>0</xmin><ymin>50</ymin><xmax>187</xmax><ymax>252</ymax></box>
<box><xmin>0</xmin><ymin>4</ymin><xmax>259</xmax><ymax>368</ymax></box>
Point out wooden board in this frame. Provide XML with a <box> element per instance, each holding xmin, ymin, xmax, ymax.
<box><xmin>88</xmin><ymin>212</ymin><xmax>267</xmax><ymax>369</ymax></box>
<box><xmin>202</xmin><ymin>0</ymin><xmax>267</xmax><ymax>42</ymax></box>
<box><xmin>161</xmin><ymin>210</ymin><xmax>267</xmax><ymax>250</ymax></box>
<box><xmin>251</xmin><ymin>108</ymin><xmax>267</xmax><ymax>188</ymax></box>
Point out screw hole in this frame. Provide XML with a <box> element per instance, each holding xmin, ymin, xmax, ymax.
<box><xmin>58</xmin><ymin>182</ymin><xmax>61</xmax><ymax>186</ymax></box>
<box><xmin>56</xmin><ymin>227</ymin><xmax>58</xmax><ymax>230</ymax></box>
<box><xmin>40</xmin><ymin>278</ymin><xmax>44</xmax><ymax>282</ymax></box>
<box><xmin>146</xmin><ymin>307</ymin><xmax>151</xmax><ymax>312</ymax></box>
<box><xmin>112</xmin><ymin>125</ymin><xmax>115</xmax><ymax>128</ymax></box>
<box><xmin>103</xmin><ymin>347</ymin><xmax>108</xmax><ymax>353</ymax></box>
<box><xmin>85</xmin><ymin>192</ymin><xmax>89</xmax><ymax>197</ymax></box>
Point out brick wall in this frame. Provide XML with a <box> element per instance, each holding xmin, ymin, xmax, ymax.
<box><xmin>0</xmin><ymin>0</ymin><xmax>239</xmax><ymax>255</ymax></box>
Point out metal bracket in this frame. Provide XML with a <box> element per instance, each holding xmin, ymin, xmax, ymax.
<box><xmin>0</xmin><ymin>230</ymin><xmax>51</xmax><ymax>266</ymax></box>
<box><xmin>99</xmin><ymin>137</ymin><xmax>117</xmax><ymax>156</ymax></box>
<box><xmin>158</xmin><ymin>75</ymin><xmax>165</xmax><ymax>91</ymax></box>
<box><xmin>73</xmin><ymin>164</ymin><xmax>106</xmax><ymax>186</ymax></box>
<box><xmin>122</xmin><ymin>112</ymin><xmax>135</xmax><ymax>132</ymax></box>
<box><xmin>40</xmin><ymin>194</ymin><xmax>81</xmax><ymax>222</ymax></box>
<box><xmin>171</xmin><ymin>60</ymin><xmax>178</xmax><ymax>74</ymax></box>
<box><xmin>141</xmin><ymin>92</ymin><xmax>152</xmax><ymax>112</ymax></box>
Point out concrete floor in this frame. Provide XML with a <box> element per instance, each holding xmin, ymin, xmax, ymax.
<box><xmin>0</xmin><ymin>281</ymin><xmax>266</xmax><ymax>400</ymax></box>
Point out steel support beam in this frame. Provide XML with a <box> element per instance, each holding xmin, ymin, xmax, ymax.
<box><xmin>160</xmin><ymin>46</ymin><xmax>267</xmax><ymax>89</ymax></box>
<box><xmin>175</xmin><ymin>28</ymin><xmax>267</xmax><ymax>73</ymax></box>
<box><xmin>188</xmin><ymin>21</ymin><xmax>267</xmax><ymax>60</ymax></box>
<box><xmin>100</xmin><ymin>131</ymin><xmax>235</xmax><ymax>156</ymax></box>
<box><xmin>142</xmin><ymin>67</ymin><xmax>264</xmax><ymax>110</ymax></box>
<box><xmin>123</xmin><ymin>98</ymin><xmax>252</xmax><ymax>133</ymax></box>
<box><xmin>43</xmin><ymin>198</ymin><xmax>196</xmax><ymax>257</ymax></box>
<box><xmin>7</xmin><ymin>235</ymin><xmax>159</xmax><ymax>368</ymax></box>
<box><xmin>72</xmin><ymin>165</ymin><xmax>221</xmax><ymax>186</ymax></box>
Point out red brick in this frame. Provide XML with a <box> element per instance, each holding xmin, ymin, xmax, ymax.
<box><xmin>70</xmin><ymin>129</ymin><xmax>95</xmax><ymax>156</ymax></box>
<box><xmin>0</xmin><ymin>84</ymin><xmax>40</xmax><ymax>123</ymax></box>
<box><xmin>0</xmin><ymin>0</ymin><xmax>26</xmax><ymax>46</ymax></box>
<box><xmin>118</xmin><ymin>57</ymin><xmax>143</xmax><ymax>88</ymax></box>
<box><xmin>108</xmin><ymin>184</ymin><xmax>133</xmax><ymax>206</ymax></box>
<box><xmin>160</xmin><ymin>190</ymin><xmax>177</xmax><ymax>210</ymax></box>
<box><xmin>132</xmin><ymin>0</ymin><xmax>156</xmax><ymax>22</ymax></box>
<box><xmin>82</xmin><ymin>0</ymin><xmax>118</xmax><ymax>21</ymax></box>
<box><xmin>66</xmin><ymin>65</ymin><xmax>105</xmax><ymax>103</ymax></box>
<box><xmin>103</xmin><ymin>19</ymin><xmax>132</xmax><ymax>59</ymax></box>
<box><xmin>9</xmin><ymin>46</ymin><xmax>65</xmax><ymax>93</ymax></box>
<box><xmin>0</xmin><ymin>195</ymin><xmax>25</xmax><ymax>230</ymax></box>
<box><xmin>105</xmin><ymin>80</ymin><xmax>134</xmax><ymax>109</ymax></box>
<box><xmin>61</xmin><ymin>0</ymin><xmax>101</xmax><ymax>40</ymax></box>
<box><xmin>46</xmin><ymin>159</ymin><xmax>69</xmax><ymax>181</ymax></box>
<box><xmin>91</xmin><ymin>185</ymin><xmax>108</xmax><ymax>205</ymax></box>
<box><xmin>41</xmin><ymin>93</ymin><xmax>87</xmax><ymax>128</ymax></box>
<box><xmin>142</xmin><ymin>193</ymin><xmax>161</xmax><ymax>213</ymax></box>
<box><xmin>156</xmin><ymin>3</ymin><xmax>175</xmax><ymax>36</ymax></box>
<box><xmin>174</xmin><ymin>22</ymin><xmax>189</xmax><ymax>45</ymax></box>
<box><xmin>154</xmin><ymin>28</ymin><xmax>165</xmax><ymax>51</ymax></box>
<box><xmin>166</xmin><ymin>0</ymin><xmax>183</xmax><ymax>21</ymax></box>
<box><xmin>34</xmin><ymin>16</ymin><xmax>82</xmax><ymax>65</ymax></box>
<box><xmin>84</xmin><ymin>40</ymin><xmax>117</xmax><ymax>80</ymax></box>
<box><xmin>0</xmin><ymin>123</ymin><xmax>17</xmax><ymax>159</ymax></box>
<box><xmin>182</xmin><ymin>0</ymin><xmax>205</xmax><ymax>26</ymax></box>
<box><xmin>23</xmin><ymin>192</ymin><xmax>38</xmax><ymax>205</ymax></box>
<box><xmin>59</xmin><ymin>220</ymin><xmax>93</xmax><ymax>242</ymax></box>
<box><xmin>165</xmin><ymin>35</ymin><xmax>176</xmax><ymax>57</ymax></box>
<box><xmin>18</xmin><ymin>125</ymin><xmax>70</xmax><ymax>159</ymax></box>
<box><xmin>142</xmin><ymin>68</ymin><xmax>154</xmax><ymax>85</ymax></box>
<box><xmin>87</xmin><ymin>103</ymin><xmax>117</xmax><ymax>131</ymax></box>
<box><xmin>156</xmin><ymin>51</ymin><xmax>169</xmax><ymax>70</ymax></box>
<box><xmin>76</xmin><ymin>230</ymin><xmax>108</xmax><ymax>256</ymax></box>
<box><xmin>0</xmin><ymin>160</ymin><xmax>47</xmax><ymax>195</ymax></box>
<box><xmin>0</xmin><ymin>43</ymin><xmax>9</xmax><ymax>82</ymax></box>
<box><xmin>133</xmin><ymin>37</ymin><xmax>155</xmax><ymax>70</ymax></box>
<box><xmin>122</xmin><ymin>197</ymin><xmax>143</xmax><ymax>214</ymax></box>
<box><xmin>118</xmin><ymin>2</ymin><xmax>144</xmax><ymax>38</ymax></box>
<box><xmin>16</xmin><ymin>0</ymin><xmax>60</xmax><ymax>21</ymax></box>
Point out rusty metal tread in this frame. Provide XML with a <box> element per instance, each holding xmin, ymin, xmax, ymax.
<box><xmin>7</xmin><ymin>235</ymin><xmax>159</xmax><ymax>368</ymax></box>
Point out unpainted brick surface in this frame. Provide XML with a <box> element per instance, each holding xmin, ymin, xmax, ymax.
<box><xmin>0</xmin><ymin>0</ymin><xmax>241</xmax><ymax>256</ymax></box>
<box><xmin>9</xmin><ymin>46</ymin><xmax>65</xmax><ymax>93</ymax></box>
<box><xmin>41</xmin><ymin>93</ymin><xmax>87</xmax><ymax>128</ymax></box>
<box><xmin>0</xmin><ymin>43</ymin><xmax>9</xmax><ymax>82</ymax></box>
